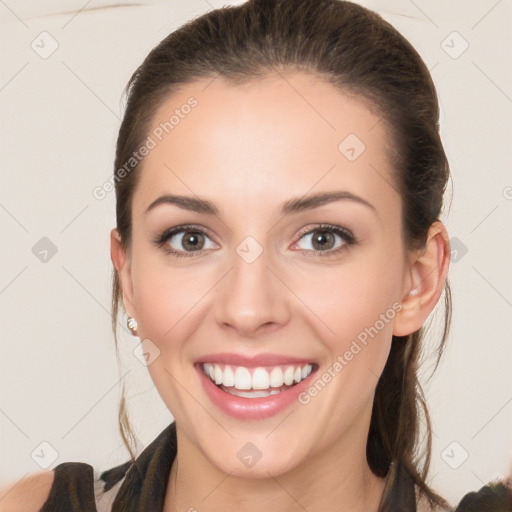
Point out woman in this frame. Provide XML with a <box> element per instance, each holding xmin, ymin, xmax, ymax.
<box><xmin>2</xmin><ymin>0</ymin><xmax>511</xmax><ymax>510</ymax></box>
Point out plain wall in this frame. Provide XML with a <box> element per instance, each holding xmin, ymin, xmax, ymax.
<box><xmin>1</xmin><ymin>0</ymin><xmax>511</xmax><ymax>505</ymax></box>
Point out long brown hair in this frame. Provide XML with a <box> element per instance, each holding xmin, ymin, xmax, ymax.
<box><xmin>111</xmin><ymin>0</ymin><xmax>452</xmax><ymax>507</ymax></box>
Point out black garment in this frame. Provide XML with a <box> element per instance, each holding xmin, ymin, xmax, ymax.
<box><xmin>39</xmin><ymin>422</ymin><xmax>512</xmax><ymax>511</ymax></box>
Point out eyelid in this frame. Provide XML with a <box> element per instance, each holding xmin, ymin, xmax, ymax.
<box><xmin>152</xmin><ymin>224</ymin><xmax>218</xmax><ymax>257</ymax></box>
<box><xmin>153</xmin><ymin>223</ymin><xmax>356</xmax><ymax>257</ymax></box>
<box><xmin>294</xmin><ymin>223</ymin><xmax>355</xmax><ymax>245</ymax></box>
<box><xmin>290</xmin><ymin>223</ymin><xmax>356</xmax><ymax>257</ymax></box>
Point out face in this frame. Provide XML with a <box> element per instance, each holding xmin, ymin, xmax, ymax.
<box><xmin>115</xmin><ymin>71</ymin><xmax>414</xmax><ymax>477</ymax></box>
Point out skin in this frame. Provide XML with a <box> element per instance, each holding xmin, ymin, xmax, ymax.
<box><xmin>111</xmin><ymin>71</ymin><xmax>450</xmax><ymax>512</ymax></box>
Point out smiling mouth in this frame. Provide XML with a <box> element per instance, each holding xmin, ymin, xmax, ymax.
<box><xmin>200</xmin><ymin>362</ymin><xmax>317</xmax><ymax>398</ymax></box>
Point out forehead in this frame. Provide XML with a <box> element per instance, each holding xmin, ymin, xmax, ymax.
<box><xmin>132</xmin><ymin>71</ymin><xmax>398</xmax><ymax>216</ymax></box>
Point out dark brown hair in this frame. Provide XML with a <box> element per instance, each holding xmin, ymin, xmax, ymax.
<box><xmin>111</xmin><ymin>0</ymin><xmax>451</xmax><ymax>507</ymax></box>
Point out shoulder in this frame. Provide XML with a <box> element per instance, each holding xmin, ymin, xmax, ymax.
<box><xmin>0</xmin><ymin>470</ymin><xmax>54</xmax><ymax>512</ymax></box>
<box><xmin>453</xmin><ymin>479</ymin><xmax>512</xmax><ymax>511</ymax></box>
<box><xmin>0</xmin><ymin>461</ymin><xmax>130</xmax><ymax>512</ymax></box>
<box><xmin>415</xmin><ymin>478</ymin><xmax>512</xmax><ymax>512</ymax></box>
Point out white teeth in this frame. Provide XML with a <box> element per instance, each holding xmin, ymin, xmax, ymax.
<box><xmin>270</xmin><ymin>367</ymin><xmax>284</xmax><ymax>387</ymax></box>
<box><xmin>283</xmin><ymin>366</ymin><xmax>295</xmax><ymax>385</ymax></box>
<box><xmin>214</xmin><ymin>365</ymin><xmax>223</xmax><ymax>385</ymax></box>
<box><xmin>252</xmin><ymin>367</ymin><xmax>270</xmax><ymax>390</ymax></box>
<box><xmin>234</xmin><ymin>367</ymin><xmax>252</xmax><ymax>390</ymax></box>
<box><xmin>223</xmin><ymin>366</ymin><xmax>235</xmax><ymax>387</ymax></box>
<box><xmin>223</xmin><ymin>387</ymin><xmax>282</xmax><ymax>398</ymax></box>
<box><xmin>202</xmin><ymin>363</ymin><xmax>314</xmax><ymax>392</ymax></box>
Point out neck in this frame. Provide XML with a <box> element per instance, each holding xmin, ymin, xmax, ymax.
<box><xmin>164</xmin><ymin>424</ymin><xmax>387</xmax><ymax>512</ymax></box>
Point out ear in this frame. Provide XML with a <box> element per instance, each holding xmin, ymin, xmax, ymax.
<box><xmin>110</xmin><ymin>228</ymin><xmax>136</xmax><ymax>319</ymax></box>
<box><xmin>393</xmin><ymin>221</ymin><xmax>450</xmax><ymax>336</ymax></box>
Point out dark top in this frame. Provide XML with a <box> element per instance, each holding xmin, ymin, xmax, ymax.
<box><xmin>39</xmin><ymin>421</ymin><xmax>512</xmax><ymax>511</ymax></box>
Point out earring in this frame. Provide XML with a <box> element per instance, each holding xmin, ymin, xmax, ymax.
<box><xmin>127</xmin><ymin>316</ymin><xmax>138</xmax><ymax>333</ymax></box>
<box><xmin>408</xmin><ymin>288</ymin><xmax>419</xmax><ymax>296</ymax></box>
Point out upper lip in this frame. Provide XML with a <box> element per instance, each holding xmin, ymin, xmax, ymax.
<box><xmin>196</xmin><ymin>352</ymin><xmax>317</xmax><ymax>368</ymax></box>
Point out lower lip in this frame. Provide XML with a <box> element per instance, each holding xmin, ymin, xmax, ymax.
<box><xmin>195</xmin><ymin>364</ymin><xmax>317</xmax><ymax>420</ymax></box>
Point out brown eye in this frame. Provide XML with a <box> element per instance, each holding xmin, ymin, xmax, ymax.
<box><xmin>154</xmin><ymin>225</ymin><xmax>216</xmax><ymax>257</ymax></box>
<box><xmin>310</xmin><ymin>230</ymin><xmax>336</xmax><ymax>251</ymax></box>
<box><xmin>293</xmin><ymin>224</ymin><xmax>355</xmax><ymax>256</ymax></box>
<box><xmin>179</xmin><ymin>231</ymin><xmax>205</xmax><ymax>251</ymax></box>
<box><xmin>167</xmin><ymin>230</ymin><xmax>213</xmax><ymax>253</ymax></box>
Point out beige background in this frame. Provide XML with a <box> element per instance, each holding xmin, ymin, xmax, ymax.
<box><xmin>1</xmin><ymin>0</ymin><xmax>511</xmax><ymax>505</ymax></box>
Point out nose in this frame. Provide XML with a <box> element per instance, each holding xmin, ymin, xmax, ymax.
<box><xmin>214</xmin><ymin>245</ymin><xmax>291</xmax><ymax>338</ymax></box>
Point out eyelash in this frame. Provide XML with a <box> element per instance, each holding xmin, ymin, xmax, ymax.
<box><xmin>152</xmin><ymin>223</ymin><xmax>356</xmax><ymax>258</ymax></box>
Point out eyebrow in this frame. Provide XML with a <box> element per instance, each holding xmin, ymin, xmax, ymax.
<box><xmin>144</xmin><ymin>191</ymin><xmax>377</xmax><ymax>217</ymax></box>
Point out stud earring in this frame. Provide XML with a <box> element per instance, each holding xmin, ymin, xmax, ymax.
<box><xmin>127</xmin><ymin>316</ymin><xmax>138</xmax><ymax>333</ymax></box>
<box><xmin>408</xmin><ymin>288</ymin><xmax>419</xmax><ymax>296</ymax></box>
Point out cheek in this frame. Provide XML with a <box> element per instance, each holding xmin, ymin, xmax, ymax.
<box><xmin>297</xmin><ymin>253</ymin><xmax>403</xmax><ymax>413</ymax></box>
<box><xmin>134</xmin><ymin>277</ymin><xmax>198</xmax><ymax>344</ymax></box>
<box><xmin>129</xmin><ymin>246</ymin><xmax>201</xmax><ymax>341</ymax></box>
<box><xmin>129</xmin><ymin>245</ymin><xmax>225</xmax><ymax>356</ymax></box>
<box><xmin>298</xmin><ymin>253</ymin><xmax>403</xmax><ymax>351</ymax></box>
